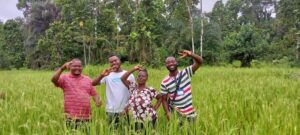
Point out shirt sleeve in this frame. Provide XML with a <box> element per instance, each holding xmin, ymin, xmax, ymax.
<box><xmin>160</xmin><ymin>83</ymin><xmax>168</xmax><ymax>95</ymax></box>
<box><xmin>85</xmin><ymin>77</ymin><xmax>97</xmax><ymax>96</ymax></box>
<box><xmin>150</xmin><ymin>87</ymin><xmax>159</xmax><ymax>99</ymax></box>
<box><xmin>184</xmin><ymin>65</ymin><xmax>193</xmax><ymax>78</ymax></box>
<box><xmin>100</xmin><ymin>76</ymin><xmax>106</xmax><ymax>84</ymax></box>
<box><xmin>128</xmin><ymin>74</ymin><xmax>135</xmax><ymax>83</ymax></box>
<box><xmin>57</xmin><ymin>75</ymin><xmax>66</xmax><ymax>88</ymax></box>
<box><xmin>128</xmin><ymin>81</ymin><xmax>136</xmax><ymax>94</ymax></box>
<box><xmin>90</xmin><ymin>86</ymin><xmax>97</xmax><ymax>96</ymax></box>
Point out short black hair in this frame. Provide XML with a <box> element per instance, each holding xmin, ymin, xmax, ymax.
<box><xmin>138</xmin><ymin>69</ymin><xmax>148</xmax><ymax>77</ymax></box>
<box><xmin>165</xmin><ymin>56</ymin><xmax>176</xmax><ymax>62</ymax></box>
<box><xmin>108</xmin><ymin>54</ymin><xmax>120</xmax><ymax>59</ymax></box>
<box><xmin>71</xmin><ymin>58</ymin><xmax>82</xmax><ymax>62</ymax></box>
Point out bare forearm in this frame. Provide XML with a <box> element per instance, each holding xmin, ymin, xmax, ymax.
<box><xmin>191</xmin><ymin>53</ymin><xmax>203</xmax><ymax>72</ymax></box>
<box><xmin>153</xmin><ymin>99</ymin><xmax>162</xmax><ymax>110</ymax></box>
<box><xmin>51</xmin><ymin>67</ymin><xmax>64</xmax><ymax>86</ymax></box>
<box><xmin>92</xmin><ymin>75</ymin><xmax>104</xmax><ymax>86</ymax></box>
<box><xmin>162</xmin><ymin>96</ymin><xmax>170</xmax><ymax>115</ymax></box>
<box><xmin>191</xmin><ymin>53</ymin><xmax>202</xmax><ymax>65</ymax></box>
<box><xmin>93</xmin><ymin>95</ymin><xmax>101</xmax><ymax>107</ymax></box>
<box><xmin>162</xmin><ymin>101</ymin><xmax>169</xmax><ymax>113</ymax></box>
<box><xmin>153</xmin><ymin>94</ymin><xmax>162</xmax><ymax>110</ymax></box>
<box><xmin>121</xmin><ymin>68</ymin><xmax>135</xmax><ymax>82</ymax></box>
<box><xmin>121</xmin><ymin>68</ymin><xmax>135</xmax><ymax>88</ymax></box>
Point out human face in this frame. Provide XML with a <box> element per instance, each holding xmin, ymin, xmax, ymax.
<box><xmin>137</xmin><ymin>71</ymin><xmax>148</xmax><ymax>85</ymax></box>
<box><xmin>108</xmin><ymin>56</ymin><xmax>121</xmax><ymax>72</ymax></box>
<box><xmin>165</xmin><ymin>57</ymin><xmax>178</xmax><ymax>72</ymax></box>
<box><xmin>69</xmin><ymin>60</ymin><xmax>82</xmax><ymax>76</ymax></box>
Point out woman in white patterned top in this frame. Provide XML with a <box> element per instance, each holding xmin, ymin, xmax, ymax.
<box><xmin>121</xmin><ymin>65</ymin><xmax>162</xmax><ymax>130</ymax></box>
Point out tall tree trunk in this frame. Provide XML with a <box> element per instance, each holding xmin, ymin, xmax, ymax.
<box><xmin>297</xmin><ymin>34</ymin><xmax>300</xmax><ymax>62</ymax></box>
<box><xmin>135</xmin><ymin>0</ymin><xmax>139</xmax><ymax>11</ymax></box>
<box><xmin>140</xmin><ymin>38</ymin><xmax>146</xmax><ymax>63</ymax></box>
<box><xmin>184</xmin><ymin>0</ymin><xmax>195</xmax><ymax>53</ymax></box>
<box><xmin>88</xmin><ymin>42</ymin><xmax>91</xmax><ymax>64</ymax></box>
<box><xmin>200</xmin><ymin>0</ymin><xmax>203</xmax><ymax>56</ymax></box>
<box><xmin>83</xmin><ymin>36</ymin><xmax>87</xmax><ymax>66</ymax></box>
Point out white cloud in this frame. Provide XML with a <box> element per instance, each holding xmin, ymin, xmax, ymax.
<box><xmin>0</xmin><ymin>0</ymin><xmax>23</xmax><ymax>22</ymax></box>
<box><xmin>201</xmin><ymin>0</ymin><xmax>228</xmax><ymax>13</ymax></box>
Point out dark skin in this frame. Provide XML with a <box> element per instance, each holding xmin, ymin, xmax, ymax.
<box><xmin>51</xmin><ymin>60</ymin><xmax>102</xmax><ymax>107</ymax></box>
<box><xmin>121</xmin><ymin>65</ymin><xmax>162</xmax><ymax>111</ymax></box>
<box><xmin>92</xmin><ymin>55</ymin><xmax>134</xmax><ymax>114</ymax></box>
<box><xmin>92</xmin><ymin>56</ymin><xmax>122</xmax><ymax>86</ymax></box>
<box><xmin>162</xmin><ymin>50</ymin><xmax>203</xmax><ymax>121</ymax></box>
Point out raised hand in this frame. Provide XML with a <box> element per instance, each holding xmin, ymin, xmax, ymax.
<box><xmin>179</xmin><ymin>50</ymin><xmax>192</xmax><ymax>59</ymax></box>
<box><xmin>101</xmin><ymin>67</ymin><xmax>112</xmax><ymax>76</ymax></box>
<box><xmin>133</xmin><ymin>65</ymin><xmax>142</xmax><ymax>71</ymax></box>
<box><xmin>61</xmin><ymin>61</ymin><xmax>72</xmax><ymax>70</ymax></box>
<box><xmin>96</xmin><ymin>100</ymin><xmax>102</xmax><ymax>107</ymax></box>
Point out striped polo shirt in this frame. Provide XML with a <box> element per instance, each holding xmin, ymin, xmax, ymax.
<box><xmin>57</xmin><ymin>74</ymin><xmax>98</xmax><ymax>120</ymax></box>
<box><xmin>160</xmin><ymin>66</ymin><xmax>196</xmax><ymax>117</ymax></box>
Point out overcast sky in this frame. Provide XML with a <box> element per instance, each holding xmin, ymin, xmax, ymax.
<box><xmin>0</xmin><ymin>0</ymin><xmax>228</xmax><ymax>22</ymax></box>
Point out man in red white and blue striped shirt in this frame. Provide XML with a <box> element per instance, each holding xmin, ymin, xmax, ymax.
<box><xmin>161</xmin><ymin>50</ymin><xmax>202</xmax><ymax>121</ymax></box>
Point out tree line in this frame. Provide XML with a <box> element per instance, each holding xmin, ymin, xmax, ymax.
<box><xmin>0</xmin><ymin>0</ymin><xmax>299</xmax><ymax>69</ymax></box>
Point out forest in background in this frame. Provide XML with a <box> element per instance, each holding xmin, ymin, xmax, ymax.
<box><xmin>0</xmin><ymin>0</ymin><xmax>299</xmax><ymax>69</ymax></box>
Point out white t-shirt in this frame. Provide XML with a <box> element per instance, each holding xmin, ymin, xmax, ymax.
<box><xmin>100</xmin><ymin>70</ymin><xmax>135</xmax><ymax>113</ymax></box>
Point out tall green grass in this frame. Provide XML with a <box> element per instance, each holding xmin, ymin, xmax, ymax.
<box><xmin>0</xmin><ymin>66</ymin><xmax>299</xmax><ymax>134</ymax></box>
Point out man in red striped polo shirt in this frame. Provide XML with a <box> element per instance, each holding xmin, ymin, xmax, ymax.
<box><xmin>161</xmin><ymin>50</ymin><xmax>202</xmax><ymax>123</ymax></box>
<box><xmin>51</xmin><ymin>59</ymin><xmax>101</xmax><ymax>129</ymax></box>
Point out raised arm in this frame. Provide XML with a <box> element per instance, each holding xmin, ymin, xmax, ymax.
<box><xmin>179</xmin><ymin>50</ymin><xmax>203</xmax><ymax>73</ymax></box>
<box><xmin>120</xmin><ymin>65</ymin><xmax>141</xmax><ymax>88</ymax></box>
<box><xmin>51</xmin><ymin>61</ymin><xmax>71</xmax><ymax>87</ymax></box>
<box><xmin>92</xmin><ymin>68</ymin><xmax>111</xmax><ymax>86</ymax></box>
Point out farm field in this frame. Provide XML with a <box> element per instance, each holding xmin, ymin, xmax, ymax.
<box><xmin>0</xmin><ymin>66</ymin><xmax>299</xmax><ymax>135</ymax></box>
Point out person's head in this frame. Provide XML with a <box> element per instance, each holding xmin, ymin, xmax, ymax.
<box><xmin>108</xmin><ymin>54</ymin><xmax>121</xmax><ymax>72</ymax></box>
<box><xmin>165</xmin><ymin>56</ymin><xmax>178</xmax><ymax>72</ymax></box>
<box><xmin>137</xmin><ymin>69</ymin><xmax>148</xmax><ymax>85</ymax></box>
<box><xmin>69</xmin><ymin>58</ymin><xmax>83</xmax><ymax>76</ymax></box>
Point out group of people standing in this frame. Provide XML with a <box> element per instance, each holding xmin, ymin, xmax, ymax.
<box><xmin>51</xmin><ymin>50</ymin><xmax>202</xmax><ymax>131</ymax></box>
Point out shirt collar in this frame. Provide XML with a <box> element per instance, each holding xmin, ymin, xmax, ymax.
<box><xmin>69</xmin><ymin>74</ymin><xmax>83</xmax><ymax>78</ymax></box>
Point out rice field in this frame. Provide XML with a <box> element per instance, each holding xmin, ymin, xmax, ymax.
<box><xmin>0</xmin><ymin>66</ymin><xmax>299</xmax><ymax>135</ymax></box>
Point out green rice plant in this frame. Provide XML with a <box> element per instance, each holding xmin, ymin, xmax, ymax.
<box><xmin>0</xmin><ymin>66</ymin><xmax>299</xmax><ymax>134</ymax></box>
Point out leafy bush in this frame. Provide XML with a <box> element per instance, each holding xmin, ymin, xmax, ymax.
<box><xmin>272</xmin><ymin>56</ymin><xmax>291</xmax><ymax>68</ymax></box>
<box><xmin>232</xmin><ymin>60</ymin><xmax>241</xmax><ymax>68</ymax></box>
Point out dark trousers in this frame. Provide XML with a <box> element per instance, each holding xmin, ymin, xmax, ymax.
<box><xmin>106</xmin><ymin>112</ymin><xmax>130</xmax><ymax>129</ymax></box>
<box><xmin>65</xmin><ymin>118</ymin><xmax>90</xmax><ymax>132</ymax></box>
<box><xmin>134</xmin><ymin>119</ymin><xmax>156</xmax><ymax>131</ymax></box>
<box><xmin>170</xmin><ymin>109</ymin><xmax>197</xmax><ymax>134</ymax></box>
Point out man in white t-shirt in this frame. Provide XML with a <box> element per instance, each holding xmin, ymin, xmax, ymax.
<box><xmin>92</xmin><ymin>54</ymin><xmax>135</xmax><ymax>128</ymax></box>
